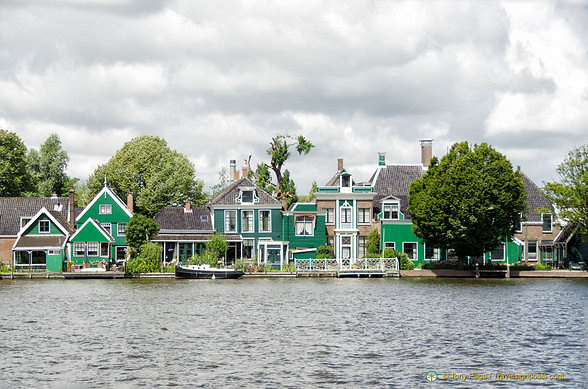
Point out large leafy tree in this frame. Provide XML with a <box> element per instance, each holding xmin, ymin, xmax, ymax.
<box><xmin>87</xmin><ymin>136</ymin><xmax>206</xmax><ymax>216</ymax></box>
<box><xmin>543</xmin><ymin>145</ymin><xmax>588</xmax><ymax>234</ymax></box>
<box><xmin>126</xmin><ymin>214</ymin><xmax>160</xmax><ymax>251</ymax></box>
<box><xmin>28</xmin><ymin>134</ymin><xmax>71</xmax><ymax>196</ymax></box>
<box><xmin>0</xmin><ymin>129</ymin><xmax>35</xmax><ymax>196</ymax></box>
<box><xmin>251</xmin><ymin>134</ymin><xmax>314</xmax><ymax>209</ymax></box>
<box><xmin>408</xmin><ymin>142</ymin><xmax>526</xmax><ymax>269</ymax></box>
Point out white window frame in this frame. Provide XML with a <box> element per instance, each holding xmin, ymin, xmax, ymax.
<box><xmin>527</xmin><ymin>240</ymin><xmax>537</xmax><ymax>260</ymax></box>
<box><xmin>403</xmin><ymin>242</ymin><xmax>418</xmax><ymax>260</ymax></box>
<box><xmin>39</xmin><ymin>220</ymin><xmax>50</xmax><ymax>233</ymax></box>
<box><xmin>74</xmin><ymin>242</ymin><xmax>85</xmax><ymax>256</ymax></box>
<box><xmin>20</xmin><ymin>217</ymin><xmax>32</xmax><ymax>229</ymax></box>
<box><xmin>340</xmin><ymin>174</ymin><xmax>351</xmax><ymax>188</ymax></box>
<box><xmin>224</xmin><ymin>210</ymin><xmax>237</xmax><ymax>233</ymax></box>
<box><xmin>100</xmin><ymin>223</ymin><xmax>111</xmax><ymax>235</ymax></box>
<box><xmin>424</xmin><ymin>244</ymin><xmax>439</xmax><ymax>260</ymax></box>
<box><xmin>117</xmin><ymin>223</ymin><xmax>127</xmax><ymax>236</ymax></box>
<box><xmin>490</xmin><ymin>243</ymin><xmax>504</xmax><ymax>261</ymax></box>
<box><xmin>542</xmin><ymin>213</ymin><xmax>552</xmax><ymax>233</ymax></box>
<box><xmin>358</xmin><ymin>208</ymin><xmax>371</xmax><ymax>224</ymax></box>
<box><xmin>87</xmin><ymin>242</ymin><xmax>99</xmax><ymax>256</ymax></box>
<box><xmin>100</xmin><ymin>243</ymin><xmax>109</xmax><ymax>257</ymax></box>
<box><xmin>99</xmin><ymin>204</ymin><xmax>112</xmax><ymax>215</ymax></box>
<box><xmin>325</xmin><ymin>208</ymin><xmax>335</xmax><ymax>225</ymax></box>
<box><xmin>383</xmin><ymin>203</ymin><xmax>399</xmax><ymax>220</ymax></box>
<box><xmin>295</xmin><ymin>215</ymin><xmax>315</xmax><ymax>236</ymax></box>
<box><xmin>259</xmin><ymin>210</ymin><xmax>271</xmax><ymax>233</ymax></box>
<box><xmin>358</xmin><ymin>236</ymin><xmax>367</xmax><ymax>258</ymax></box>
<box><xmin>384</xmin><ymin>242</ymin><xmax>395</xmax><ymax>251</ymax></box>
<box><xmin>514</xmin><ymin>213</ymin><xmax>523</xmax><ymax>233</ymax></box>
<box><xmin>242</xmin><ymin>210</ymin><xmax>254</xmax><ymax>233</ymax></box>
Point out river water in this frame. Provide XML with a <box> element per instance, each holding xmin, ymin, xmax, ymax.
<box><xmin>0</xmin><ymin>277</ymin><xmax>585</xmax><ymax>388</ymax></box>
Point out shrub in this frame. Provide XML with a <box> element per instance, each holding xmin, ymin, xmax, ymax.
<box><xmin>398</xmin><ymin>252</ymin><xmax>415</xmax><ymax>270</ymax></box>
<box><xmin>316</xmin><ymin>246</ymin><xmax>334</xmax><ymax>259</ymax></box>
<box><xmin>126</xmin><ymin>242</ymin><xmax>162</xmax><ymax>274</ymax></box>
<box><xmin>534</xmin><ymin>263</ymin><xmax>552</xmax><ymax>271</ymax></box>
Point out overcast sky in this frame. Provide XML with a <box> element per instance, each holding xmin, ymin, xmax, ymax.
<box><xmin>1</xmin><ymin>0</ymin><xmax>586</xmax><ymax>195</ymax></box>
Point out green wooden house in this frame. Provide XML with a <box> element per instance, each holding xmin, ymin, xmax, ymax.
<box><xmin>282</xmin><ymin>202</ymin><xmax>326</xmax><ymax>260</ymax></box>
<box><xmin>71</xmin><ymin>186</ymin><xmax>133</xmax><ymax>266</ymax></box>
<box><xmin>208</xmin><ymin>177</ymin><xmax>287</xmax><ymax>267</ymax></box>
<box><xmin>12</xmin><ymin>207</ymin><xmax>74</xmax><ymax>272</ymax></box>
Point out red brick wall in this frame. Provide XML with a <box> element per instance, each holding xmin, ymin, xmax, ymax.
<box><xmin>0</xmin><ymin>237</ymin><xmax>16</xmax><ymax>265</ymax></box>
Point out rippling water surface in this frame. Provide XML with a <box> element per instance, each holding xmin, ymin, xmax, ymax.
<box><xmin>0</xmin><ymin>277</ymin><xmax>585</xmax><ymax>387</ymax></box>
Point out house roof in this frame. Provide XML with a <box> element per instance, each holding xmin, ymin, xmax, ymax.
<box><xmin>75</xmin><ymin>185</ymin><xmax>132</xmax><ymax>222</ymax></box>
<box><xmin>208</xmin><ymin>177</ymin><xmax>281</xmax><ymax>207</ymax></box>
<box><xmin>520</xmin><ymin>172</ymin><xmax>551</xmax><ymax>222</ymax></box>
<box><xmin>151</xmin><ymin>234</ymin><xmax>242</xmax><ymax>242</ymax></box>
<box><xmin>154</xmin><ymin>206</ymin><xmax>213</xmax><ymax>231</ymax></box>
<box><xmin>0</xmin><ymin>197</ymin><xmax>71</xmax><ymax>236</ymax></box>
<box><xmin>370</xmin><ymin>165</ymin><xmax>424</xmax><ymax>219</ymax></box>
<box><xmin>69</xmin><ymin>218</ymin><xmax>115</xmax><ymax>242</ymax></box>
<box><xmin>13</xmin><ymin>235</ymin><xmax>69</xmax><ymax>249</ymax></box>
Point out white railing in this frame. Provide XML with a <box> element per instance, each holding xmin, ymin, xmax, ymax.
<box><xmin>294</xmin><ymin>258</ymin><xmax>399</xmax><ymax>272</ymax></box>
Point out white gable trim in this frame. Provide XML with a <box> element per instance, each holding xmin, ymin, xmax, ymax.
<box><xmin>76</xmin><ymin>186</ymin><xmax>133</xmax><ymax>222</ymax></box>
<box><xmin>70</xmin><ymin>218</ymin><xmax>115</xmax><ymax>242</ymax></box>
<box><xmin>16</xmin><ymin>207</ymin><xmax>70</xmax><ymax>239</ymax></box>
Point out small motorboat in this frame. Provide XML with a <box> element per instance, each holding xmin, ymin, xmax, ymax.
<box><xmin>175</xmin><ymin>264</ymin><xmax>244</xmax><ymax>279</ymax></box>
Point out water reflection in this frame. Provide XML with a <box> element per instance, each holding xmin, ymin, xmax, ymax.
<box><xmin>0</xmin><ymin>278</ymin><xmax>585</xmax><ymax>387</ymax></box>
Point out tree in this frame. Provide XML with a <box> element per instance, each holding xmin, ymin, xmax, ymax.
<box><xmin>126</xmin><ymin>214</ymin><xmax>159</xmax><ymax>251</ymax></box>
<box><xmin>254</xmin><ymin>134</ymin><xmax>314</xmax><ymax>209</ymax></box>
<box><xmin>0</xmin><ymin>130</ymin><xmax>35</xmax><ymax>196</ymax></box>
<box><xmin>255</xmin><ymin>163</ymin><xmax>274</xmax><ymax>194</ymax></box>
<box><xmin>87</xmin><ymin>136</ymin><xmax>206</xmax><ymax>216</ymax></box>
<box><xmin>204</xmin><ymin>232</ymin><xmax>229</xmax><ymax>267</ymax></box>
<box><xmin>126</xmin><ymin>242</ymin><xmax>163</xmax><ymax>274</ymax></box>
<box><xmin>316</xmin><ymin>245</ymin><xmax>334</xmax><ymax>259</ymax></box>
<box><xmin>543</xmin><ymin>145</ymin><xmax>588</xmax><ymax>235</ymax></box>
<box><xmin>29</xmin><ymin>134</ymin><xmax>71</xmax><ymax>196</ymax></box>
<box><xmin>280</xmin><ymin>169</ymin><xmax>298</xmax><ymax>209</ymax></box>
<box><xmin>210</xmin><ymin>167</ymin><xmax>230</xmax><ymax>198</ymax></box>
<box><xmin>367</xmin><ymin>228</ymin><xmax>380</xmax><ymax>254</ymax></box>
<box><xmin>408</xmin><ymin>142</ymin><xmax>526</xmax><ymax>269</ymax></box>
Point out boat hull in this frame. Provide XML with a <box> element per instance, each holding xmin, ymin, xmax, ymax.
<box><xmin>175</xmin><ymin>266</ymin><xmax>244</xmax><ymax>279</ymax></box>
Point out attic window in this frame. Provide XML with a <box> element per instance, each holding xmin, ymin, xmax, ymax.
<box><xmin>53</xmin><ymin>203</ymin><xmax>63</xmax><ymax>212</ymax></box>
<box><xmin>236</xmin><ymin>188</ymin><xmax>259</xmax><ymax>204</ymax></box>
<box><xmin>383</xmin><ymin>203</ymin><xmax>399</xmax><ymax>220</ymax></box>
<box><xmin>201</xmin><ymin>215</ymin><xmax>208</xmax><ymax>222</ymax></box>
<box><xmin>341</xmin><ymin>174</ymin><xmax>351</xmax><ymax>188</ymax></box>
<box><xmin>99</xmin><ymin>204</ymin><xmax>112</xmax><ymax>215</ymax></box>
<box><xmin>20</xmin><ymin>217</ymin><xmax>32</xmax><ymax>228</ymax></box>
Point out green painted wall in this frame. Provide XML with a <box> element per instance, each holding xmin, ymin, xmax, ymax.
<box><xmin>46</xmin><ymin>252</ymin><xmax>63</xmax><ymax>272</ymax></box>
<box><xmin>69</xmin><ymin>222</ymin><xmax>111</xmax><ymax>265</ymax></box>
<box><xmin>282</xmin><ymin>214</ymin><xmax>326</xmax><ymax>251</ymax></box>
<box><xmin>23</xmin><ymin>214</ymin><xmax>61</xmax><ymax>236</ymax></box>
<box><xmin>77</xmin><ymin>190</ymin><xmax>130</xmax><ymax>247</ymax></box>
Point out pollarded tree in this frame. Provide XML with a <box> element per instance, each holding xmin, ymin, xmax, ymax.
<box><xmin>408</xmin><ymin>142</ymin><xmax>526</xmax><ymax>269</ymax></box>
<box><xmin>543</xmin><ymin>145</ymin><xmax>588</xmax><ymax>235</ymax></box>
<box><xmin>0</xmin><ymin>129</ymin><xmax>35</xmax><ymax>196</ymax></box>
<box><xmin>87</xmin><ymin>136</ymin><xmax>206</xmax><ymax>217</ymax></box>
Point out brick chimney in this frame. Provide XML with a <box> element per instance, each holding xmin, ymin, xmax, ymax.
<box><xmin>127</xmin><ymin>192</ymin><xmax>134</xmax><ymax>213</ymax></box>
<box><xmin>184</xmin><ymin>201</ymin><xmax>192</xmax><ymax>213</ymax></box>
<box><xmin>68</xmin><ymin>185</ymin><xmax>75</xmax><ymax>226</ymax></box>
<box><xmin>242</xmin><ymin>166</ymin><xmax>249</xmax><ymax>179</ymax></box>
<box><xmin>420</xmin><ymin>139</ymin><xmax>433</xmax><ymax>168</ymax></box>
<box><xmin>337</xmin><ymin>158</ymin><xmax>344</xmax><ymax>172</ymax></box>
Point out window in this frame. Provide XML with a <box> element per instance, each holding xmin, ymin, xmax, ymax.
<box><xmin>242</xmin><ymin>211</ymin><xmax>254</xmax><ymax>233</ymax></box>
<box><xmin>242</xmin><ymin>190</ymin><xmax>254</xmax><ymax>204</ymax></box>
<box><xmin>243</xmin><ymin>239</ymin><xmax>254</xmax><ymax>258</ymax></box>
<box><xmin>87</xmin><ymin>242</ymin><xmax>99</xmax><ymax>256</ymax></box>
<box><xmin>20</xmin><ymin>217</ymin><xmax>32</xmax><ymax>229</ymax></box>
<box><xmin>99</xmin><ymin>204</ymin><xmax>112</xmax><ymax>215</ymax></box>
<box><xmin>341</xmin><ymin>174</ymin><xmax>351</xmax><ymax>187</ymax></box>
<box><xmin>447</xmin><ymin>249</ymin><xmax>458</xmax><ymax>260</ymax></box>
<box><xmin>384</xmin><ymin>242</ymin><xmax>395</xmax><ymax>251</ymax></box>
<box><xmin>74</xmin><ymin>242</ymin><xmax>85</xmax><ymax>256</ymax></box>
<box><xmin>117</xmin><ymin>223</ymin><xmax>127</xmax><ymax>236</ymax></box>
<box><xmin>259</xmin><ymin>210</ymin><xmax>271</xmax><ymax>232</ymax></box>
<box><xmin>358</xmin><ymin>236</ymin><xmax>367</xmax><ymax>258</ymax></box>
<box><xmin>527</xmin><ymin>241</ymin><xmax>537</xmax><ymax>260</ymax></box>
<box><xmin>543</xmin><ymin>246</ymin><xmax>553</xmax><ymax>261</ymax></box>
<box><xmin>48</xmin><ymin>249</ymin><xmax>60</xmax><ymax>255</ymax></box>
<box><xmin>542</xmin><ymin>213</ymin><xmax>552</xmax><ymax>232</ymax></box>
<box><xmin>383</xmin><ymin>204</ymin><xmax>399</xmax><ymax>220</ymax></box>
<box><xmin>39</xmin><ymin>220</ymin><xmax>50</xmax><ymax>233</ymax></box>
<box><xmin>100</xmin><ymin>243</ymin><xmax>109</xmax><ymax>257</ymax></box>
<box><xmin>327</xmin><ymin>236</ymin><xmax>334</xmax><ymax>248</ymax></box>
<box><xmin>100</xmin><ymin>223</ymin><xmax>111</xmax><ymax>235</ymax></box>
<box><xmin>295</xmin><ymin>215</ymin><xmax>315</xmax><ymax>236</ymax></box>
<box><xmin>341</xmin><ymin>235</ymin><xmax>352</xmax><ymax>259</ymax></box>
<box><xmin>325</xmin><ymin>208</ymin><xmax>334</xmax><ymax>224</ymax></box>
<box><xmin>490</xmin><ymin>243</ymin><xmax>504</xmax><ymax>261</ymax></box>
<box><xmin>225</xmin><ymin>210</ymin><xmax>237</xmax><ymax>232</ymax></box>
<box><xmin>341</xmin><ymin>207</ymin><xmax>351</xmax><ymax>224</ymax></box>
<box><xmin>403</xmin><ymin>242</ymin><xmax>417</xmax><ymax>260</ymax></box>
<box><xmin>424</xmin><ymin>245</ymin><xmax>439</xmax><ymax>260</ymax></box>
<box><xmin>514</xmin><ymin>213</ymin><xmax>522</xmax><ymax>232</ymax></box>
<box><xmin>358</xmin><ymin>208</ymin><xmax>371</xmax><ymax>224</ymax></box>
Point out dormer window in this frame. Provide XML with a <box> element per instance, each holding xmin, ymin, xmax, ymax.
<box><xmin>53</xmin><ymin>203</ymin><xmax>63</xmax><ymax>212</ymax></box>
<box><xmin>39</xmin><ymin>220</ymin><xmax>50</xmax><ymax>233</ymax></box>
<box><xmin>236</xmin><ymin>188</ymin><xmax>259</xmax><ymax>204</ymax></box>
<box><xmin>341</xmin><ymin>174</ymin><xmax>351</xmax><ymax>188</ymax></box>
<box><xmin>383</xmin><ymin>203</ymin><xmax>399</xmax><ymax>220</ymax></box>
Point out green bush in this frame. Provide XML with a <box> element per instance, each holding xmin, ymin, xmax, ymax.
<box><xmin>316</xmin><ymin>246</ymin><xmax>334</xmax><ymax>259</ymax></box>
<box><xmin>126</xmin><ymin>242</ymin><xmax>162</xmax><ymax>274</ymax></box>
<box><xmin>0</xmin><ymin>262</ymin><xmax>12</xmax><ymax>273</ymax></box>
<box><xmin>398</xmin><ymin>252</ymin><xmax>415</xmax><ymax>270</ymax></box>
<box><xmin>534</xmin><ymin>263</ymin><xmax>552</xmax><ymax>271</ymax></box>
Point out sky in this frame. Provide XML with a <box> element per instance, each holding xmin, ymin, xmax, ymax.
<box><xmin>1</xmin><ymin>0</ymin><xmax>587</xmax><ymax>195</ymax></box>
